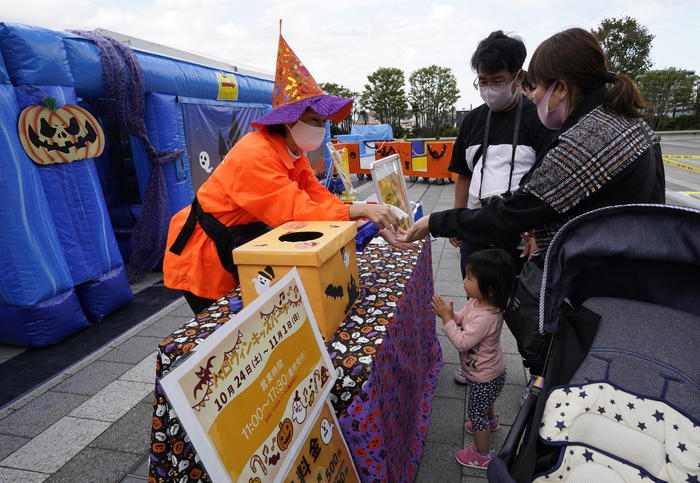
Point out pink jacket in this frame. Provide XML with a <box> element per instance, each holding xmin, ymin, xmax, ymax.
<box><xmin>441</xmin><ymin>299</ymin><xmax>505</xmax><ymax>383</ymax></box>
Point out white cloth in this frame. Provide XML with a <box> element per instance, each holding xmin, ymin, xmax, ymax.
<box><xmin>465</xmin><ymin>143</ymin><xmax>536</xmax><ymax>207</ymax></box>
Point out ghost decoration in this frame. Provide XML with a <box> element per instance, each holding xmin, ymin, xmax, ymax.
<box><xmin>253</xmin><ymin>266</ymin><xmax>276</xmax><ymax>295</ymax></box>
<box><xmin>199</xmin><ymin>151</ymin><xmax>213</xmax><ymax>173</ymax></box>
<box><xmin>331</xmin><ymin>341</ymin><xmax>347</xmax><ymax>354</ymax></box>
<box><xmin>320</xmin><ymin>418</ymin><xmax>334</xmax><ymax>445</ymax></box>
<box><xmin>291</xmin><ymin>391</ymin><xmax>307</xmax><ymax>424</ymax></box>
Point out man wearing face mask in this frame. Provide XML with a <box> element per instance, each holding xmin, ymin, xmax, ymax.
<box><xmin>449</xmin><ymin>31</ymin><xmax>554</xmax><ymax>278</ymax></box>
<box><xmin>164</xmin><ymin>32</ymin><xmax>406</xmax><ymax>315</ymax></box>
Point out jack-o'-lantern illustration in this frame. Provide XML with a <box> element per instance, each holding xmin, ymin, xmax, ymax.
<box><xmin>276</xmin><ymin>418</ymin><xmax>294</xmax><ymax>451</ymax></box>
<box><xmin>18</xmin><ymin>97</ymin><xmax>105</xmax><ymax>165</ymax></box>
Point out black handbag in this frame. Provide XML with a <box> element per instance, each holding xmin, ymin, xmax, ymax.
<box><xmin>504</xmin><ymin>255</ymin><xmax>549</xmax><ymax>371</ymax></box>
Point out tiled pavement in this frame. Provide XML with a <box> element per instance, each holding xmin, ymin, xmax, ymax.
<box><xmin>0</xmin><ymin>179</ymin><xmax>527</xmax><ymax>483</ymax></box>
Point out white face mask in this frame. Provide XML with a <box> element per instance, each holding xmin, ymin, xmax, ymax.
<box><xmin>479</xmin><ymin>78</ymin><xmax>520</xmax><ymax>111</ymax></box>
<box><xmin>286</xmin><ymin>119</ymin><xmax>326</xmax><ymax>152</ymax></box>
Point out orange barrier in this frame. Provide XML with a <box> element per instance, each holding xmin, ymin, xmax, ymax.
<box><xmin>334</xmin><ymin>142</ymin><xmax>368</xmax><ymax>178</ymax></box>
<box><xmin>425</xmin><ymin>141</ymin><xmax>455</xmax><ymax>184</ymax></box>
<box><xmin>375</xmin><ymin>141</ymin><xmax>412</xmax><ymax>174</ymax></box>
<box><xmin>340</xmin><ymin>139</ymin><xmax>456</xmax><ymax>184</ymax></box>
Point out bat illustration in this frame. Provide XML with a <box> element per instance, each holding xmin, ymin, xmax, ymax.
<box><xmin>345</xmin><ymin>276</ymin><xmax>360</xmax><ymax>313</ymax></box>
<box><xmin>325</xmin><ymin>284</ymin><xmax>344</xmax><ymax>299</ymax></box>
<box><xmin>193</xmin><ymin>356</ymin><xmax>216</xmax><ymax>398</ymax></box>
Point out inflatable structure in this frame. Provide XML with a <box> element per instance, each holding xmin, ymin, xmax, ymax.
<box><xmin>0</xmin><ymin>23</ymin><xmax>274</xmax><ymax>347</ymax></box>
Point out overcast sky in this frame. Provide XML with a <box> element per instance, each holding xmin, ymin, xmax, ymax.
<box><xmin>3</xmin><ymin>0</ymin><xmax>698</xmax><ymax>110</ymax></box>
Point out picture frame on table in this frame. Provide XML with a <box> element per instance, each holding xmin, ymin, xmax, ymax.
<box><xmin>370</xmin><ymin>153</ymin><xmax>413</xmax><ymax>230</ymax></box>
<box><xmin>326</xmin><ymin>142</ymin><xmax>357</xmax><ymax>201</ymax></box>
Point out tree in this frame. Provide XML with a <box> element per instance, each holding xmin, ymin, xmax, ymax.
<box><xmin>592</xmin><ymin>16</ymin><xmax>654</xmax><ymax>79</ymax></box>
<box><xmin>408</xmin><ymin>65</ymin><xmax>460</xmax><ymax>138</ymax></box>
<box><xmin>360</xmin><ymin>67</ymin><xmax>407</xmax><ymax>132</ymax></box>
<box><xmin>318</xmin><ymin>82</ymin><xmax>358</xmax><ymax>135</ymax></box>
<box><xmin>637</xmin><ymin>68</ymin><xmax>698</xmax><ymax>129</ymax></box>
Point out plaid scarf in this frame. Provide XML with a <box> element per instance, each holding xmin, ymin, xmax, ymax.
<box><xmin>524</xmin><ymin>106</ymin><xmax>658</xmax><ymax>248</ymax></box>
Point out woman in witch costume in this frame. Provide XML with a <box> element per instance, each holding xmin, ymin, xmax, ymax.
<box><xmin>164</xmin><ymin>32</ymin><xmax>408</xmax><ymax>315</ymax></box>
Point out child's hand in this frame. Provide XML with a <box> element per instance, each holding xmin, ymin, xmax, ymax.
<box><xmin>431</xmin><ymin>295</ymin><xmax>454</xmax><ymax>324</ymax></box>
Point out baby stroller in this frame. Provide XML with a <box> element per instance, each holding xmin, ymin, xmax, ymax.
<box><xmin>488</xmin><ymin>204</ymin><xmax>700</xmax><ymax>482</ymax></box>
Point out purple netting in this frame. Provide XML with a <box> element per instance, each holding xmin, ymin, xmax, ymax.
<box><xmin>71</xmin><ymin>30</ymin><xmax>184</xmax><ymax>283</ymax></box>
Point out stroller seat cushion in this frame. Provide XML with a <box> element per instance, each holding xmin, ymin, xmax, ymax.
<box><xmin>574</xmin><ymin>297</ymin><xmax>699</xmax><ymax>417</ymax></box>
<box><xmin>533</xmin><ymin>444</ymin><xmax>658</xmax><ymax>482</ymax></box>
<box><xmin>539</xmin><ymin>382</ymin><xmax>699</xmax><ymax>482</ymax></box>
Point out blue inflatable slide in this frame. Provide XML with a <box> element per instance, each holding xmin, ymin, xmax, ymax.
<box><xmin>0</xmin><ymin>23</ymin><xmax>275</xmax><ymax>347</ymax></box>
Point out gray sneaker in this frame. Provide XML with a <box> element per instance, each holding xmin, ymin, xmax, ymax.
<box><xmin>454</xmin><ymin>367</ymin><xmax>468</xmax><ymax>384</ymax></box>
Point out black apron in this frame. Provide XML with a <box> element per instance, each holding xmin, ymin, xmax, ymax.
<box><xmin>168</xmin><ymin>197</ymin><xmax>269</xmax><ymax>282</ymax></box>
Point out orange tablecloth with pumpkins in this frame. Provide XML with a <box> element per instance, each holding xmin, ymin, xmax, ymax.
<box><xmin>149</xmin><ymin>241</ymin><xmax>442</xmax><ymax>482</ymax></box>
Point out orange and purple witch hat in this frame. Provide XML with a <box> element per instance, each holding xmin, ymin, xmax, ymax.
<box><xmin>250</xmin><ymin>22</ymin><xmax>353</xmax><ymax>129</ymax></box>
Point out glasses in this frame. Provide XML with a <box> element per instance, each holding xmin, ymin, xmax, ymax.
<box><xmin>473</xmin><ymin>72</ymin><xmax>518</xmax><ymax>90</ymax></box>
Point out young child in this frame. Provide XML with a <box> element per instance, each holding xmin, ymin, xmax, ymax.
<box><xmin>432</xmin><ymin>248</ymin><xmax>515</xmax><ymax>469</ymax></box>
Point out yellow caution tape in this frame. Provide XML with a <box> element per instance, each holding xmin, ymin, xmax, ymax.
<box><xmin>663</xmin><ymin>159</ymin><xmax>700</xmax><ymax>173</ymax></box>
<box><xmin>662</xmin><ymin>154</ymin><xmax>700</xmax><ymax>159</ymax></box>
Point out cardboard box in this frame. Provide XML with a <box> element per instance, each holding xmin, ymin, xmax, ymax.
<box><xmin>233</xmin><ymin>221</ymin><xmax>359</xmax><ymax>340</ymax></box>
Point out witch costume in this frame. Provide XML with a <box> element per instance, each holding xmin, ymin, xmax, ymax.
<box><xmin>164</xmin><ymin>31</ymin><xmax>353</xmax><ymax>303</ymax></box>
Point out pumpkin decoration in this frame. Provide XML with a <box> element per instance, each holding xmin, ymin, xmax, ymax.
<box><xmin>18</xmin><ymin>97</ymin><xmax>105</xmax><ymax>165</ymax></box>
<box><xmin>276</xmin><ymin>418</ymin><xmax>294</xmax><ymax>451</ymax></box>
<box><xmin>342</xmin><ymin>355</ymin><xmax>357</xmax><ymax>368</ymax></box>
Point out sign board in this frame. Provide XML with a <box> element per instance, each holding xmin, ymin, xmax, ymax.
<box><xmin>216</xmin><ymin>72</ymin><xmax>239</xmax><ymax>101</ymax></box>
<box><xmin>160</xmin><ymin>269</ymin><xmax>335</xmax><ymax>482</ymax></box>
<box><xmin>371</xmin><ymin>153</ymin><xmax>413</xmax><ymax>230</ymax></box>
<box><xmin>282</xmin><ymin>401</ymin><xmax>359</xmax><ymax>483</ymax></box>
<box><xmin>327</xmin><ymin>142</ymin><xmax>357</xmax><ymax>201</ymax></box>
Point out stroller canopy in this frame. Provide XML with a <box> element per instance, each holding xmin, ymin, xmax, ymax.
<box><xmin>540</xmin><ymin>204</ymin><xmax>700</xmax><ymax>334</ymax></box>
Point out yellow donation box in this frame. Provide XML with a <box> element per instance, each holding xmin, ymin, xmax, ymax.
<box><xmin>233</xmin><ymin>221</ymin><xmax>359</xmax><ymax>340</ymax></box>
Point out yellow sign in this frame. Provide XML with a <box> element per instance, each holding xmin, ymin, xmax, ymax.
<box><xmin>283</xmin><ymin>401</ymin><xmax>360</xmax><ymax>483</ymax></box>
<box><xmin>371</xmin><ymin>154</ymin><xmax>413</xmax><ymax>230</ymax></box>
<box><xmin>327</xmin><ymin>142</ymin><xmax>358</xmax><ymax>201</ymax></box>
<box><xmin>160</xmin><ymin>269</ymin><xmax>334</xmax><ymax>482</ymax></box>
<box><xmin>216</xmin><ymin>72</ymin><xmax>239</xmax><ymax>101</ymax></box>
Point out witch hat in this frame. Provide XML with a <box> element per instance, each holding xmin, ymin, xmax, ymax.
<box><xmin>251</xmin><ymin>20</ymin><xmax>352</xmax><ymax>129</ymax></box>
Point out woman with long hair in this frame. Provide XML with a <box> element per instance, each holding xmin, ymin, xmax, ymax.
<box><xmin>400</xmin><ymin>27</ymin><xmax>664</xmax><ymax>255</ymax></box>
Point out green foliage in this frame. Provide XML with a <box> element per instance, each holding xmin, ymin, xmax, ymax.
<box><xmin>408</xmin><ymin>65</ymin><xmax>460</xmax><ymax>139</ymax></box>
<box><xmin>440</xmin><ymin>125</ymin><xmax>459</xmax><ymax>138</ymax></box>
<box><xmin>637</xmin><ymin>68</ymin><xmax>699</xmax><ymax>129</ymax></box>
<box><xmin>592</xmin><ymin>16</ymin><xmax>654</xmax><ymax>78</ymax></box>
<box><xmin>360</xmin><ymin>67</ymin><xmax>407</xmax><ymax>132</ymax></box>
<box><xmin>656</xmin><ymin>115</ymin><xmax>700</xmax><ymax>131</ymax></box>
<box><xmin>319</xmin><ymin>82</ymin><xmax>359</xmax><ymax>135</ymax></box>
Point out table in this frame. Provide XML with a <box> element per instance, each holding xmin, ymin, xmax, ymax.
<box><xmin>149</xmin><ymin>241</ymin><xmax>442</xmax><ymax>482</ymax></box>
